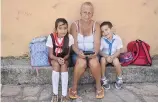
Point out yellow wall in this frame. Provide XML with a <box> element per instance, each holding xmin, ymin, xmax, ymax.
<box><xmin>2</xmin><ymin>0</ymin><xmax>158</xmax><ymax>57</ymax></box>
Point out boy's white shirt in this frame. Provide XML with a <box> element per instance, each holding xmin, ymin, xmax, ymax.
<box><xmin>46</xmin><ymin>34</ymin><xmax>74</xmax><ymax>53</ymax></box>
<box><xmin>100</xmin><ymin>34</ymin><xmax>123</xmax><ymax>55</ymax></box>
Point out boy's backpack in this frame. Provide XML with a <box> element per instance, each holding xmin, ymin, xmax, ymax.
<box><xmin>127</xmin><ymin>39</ymin><xmax>152</xmax><ymax>66</ymax></box>
<box><xmin>119</xmin><ymin>52</ymin><xmax>135</xmax><ymax>66</ymax></box>
<box><xmin>29</xmin><ymin>36</ymin><xmax>50</xmax><ymax>75</ymax></box>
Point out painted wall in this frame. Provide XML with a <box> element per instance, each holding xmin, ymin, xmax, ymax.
<box><xmin>1</xmin><ymin>0</ymin><xmax>158</xmax><ymax>56</ymax></box>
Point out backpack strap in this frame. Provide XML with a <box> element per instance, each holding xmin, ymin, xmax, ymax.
<box><xmin>139</xmin><ymin>40</ymin><xmax>152</xmax><ymax>65</ymax></box>
<box><xmin>92</xmin><ymin>21</ymin><xmax>96</xmax><ymax>34</ymax></box>
<box><xmin>35</xmin><ymin>67</ymin><xmax>39</xmax><ymax>76</ymax></box>
<box><xmin>74</xmin><ymin>20</ymin><xmax>79</xmax><ymax>33</ymax></box>
<box><xmin>131</xmin><ymin>40</ymin><xmax>140</xmax><ymax>63</ymax></box>
<box><xmin>31</xmin><ymin>66</ymin><xmax>39</xmax><ymax>76</ymax></box>
<box><xmin>30</xmin><ymin>57</ymin><xmax>39</xmax><ymax>76</ymax></box>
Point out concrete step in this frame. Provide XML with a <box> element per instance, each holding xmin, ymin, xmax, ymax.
<box><xmin>1</xmin><ymin>58</ymin><xmax>158</xmax><ymax>85</ymax></box>
<box><xmin>1</xmin><ymin>83</ymin><xmax>158</xmax><ymax>102</ymax></box>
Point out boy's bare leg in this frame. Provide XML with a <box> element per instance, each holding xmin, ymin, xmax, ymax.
<box><xmin>112</xmin><ymin>58</ymin><xmax>122</xmax><ymax>76</ymax></box>
<box><xmin>100</xmin><ymin>57</ymin><xmax>107</xmax><ymax>78</ymax></box>
<box><xmin>112</xmin><ymin>58</ymin><xmax>123</xmax><ymax>89</ymax></box>
<box><xmin>100</xmin><ymin>57</ymin><xmax>110</xmax><ymax>89</ymax></box>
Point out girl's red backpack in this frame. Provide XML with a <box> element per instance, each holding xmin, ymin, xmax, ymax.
<box><xmin>127</xmin><ymin>39</ymin><xmax>152</xmax><ymax>66</ymax></box>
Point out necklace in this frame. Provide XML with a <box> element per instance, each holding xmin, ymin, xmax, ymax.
<box><xmin>80</xmin><ymin>20</ymin><xmax>93</xmax><ymax>35</ymax></box>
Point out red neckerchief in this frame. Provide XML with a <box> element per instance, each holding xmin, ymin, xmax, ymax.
<box><xmin>53</xmin><ymin>33</ymin><xmax>64</xmax><ymax>56</ymax></box>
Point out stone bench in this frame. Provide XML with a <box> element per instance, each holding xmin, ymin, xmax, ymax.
<box><xmin>1</xmin><ymin>57</ymin><xmax>158</xmax><ymax>85</ymax></box>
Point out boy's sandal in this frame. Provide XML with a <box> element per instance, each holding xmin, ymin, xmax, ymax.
<box><xmin>96</xmin><ymin>87</ymin><xmax>104</xmax><ymax>99</ymax></box>
<box><xmin>69</xmin><ymin>87</ymin><xmax>79</xmax><ymax>99</ymax></box>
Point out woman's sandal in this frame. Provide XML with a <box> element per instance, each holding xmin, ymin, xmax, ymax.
<box><xmin>88</xmin><ymin>69</ymin><xmax>93</xmax><ymax>76</ymax></box>
<box><xmin>96</xmin><ymin>87</ymin><xmax>104</xmax><ymax>99</ymax></box>
<box><xmin>68</xmin><ymin>87</ymin><xmax>79</xmax><ymax>99</ymax></box>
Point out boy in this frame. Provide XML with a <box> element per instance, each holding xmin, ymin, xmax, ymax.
<box><xmin>99</xmin><ymin>21</ymin><xmax>123</xmax><ymax>89</ymax></box>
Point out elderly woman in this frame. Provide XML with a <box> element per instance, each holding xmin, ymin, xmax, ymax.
<box><xmin>69</xmin><ymin>2</ymin><xmax>104</xmax><ymax>99</ymax></box>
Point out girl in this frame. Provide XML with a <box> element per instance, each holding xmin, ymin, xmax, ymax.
<box><xmin>46</xmin><ymin>18</ymin><xmax>74</xmax><ymax>102</ymax></box>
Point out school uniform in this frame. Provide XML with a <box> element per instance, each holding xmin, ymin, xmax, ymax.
<box><xmin>100</xmin><ymin>34</ymin><xmax>123</xmax><ymax>56</ymax></box>
<box><xmin>46</xmin><ymin>33</ymin><xmax>74</xmax><ymax>97</ymax></box>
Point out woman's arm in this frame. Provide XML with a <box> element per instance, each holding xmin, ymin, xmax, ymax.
<box><xmin>88</xmin><ymin>22</ymin><xmax>101</xmax><ymax>59</ymax></box>
<box><xmin>70</xmin><ymin>22</ymin><xmax>85</xmax><ymax>58</ymax></box>
<box><xmin>94</xmin><ymin>22</ymin><xmax>101</xmax><ymax>55</ymax></box>
<box><xmin>70</xmin><ymin>23</ymin><xmax>79</xmax><ymax>54</ymax></box>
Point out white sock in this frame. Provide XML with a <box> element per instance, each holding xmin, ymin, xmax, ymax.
<box><xmin>102</xmin><ymin>76</ymin><xmax>107</xmax><ymax>80</ymax></box>
<box><xmin>117</xmin><ymin>74</ymin><xmax>123</xmax><ymax>79</ymax></box>
<box><xmin>61</xmin><ymin>72</ymin><xmax>68</xmax><ymax>96</ymax></box>
<box><xmin>117</xmin><ymin>76</ymin><xmax>122</xmax><ymax>79</ymax></box>
<box><xmin>52</xmin><ymin>71</ymin><xmax>59</xmax><ymax>95</ymax></box>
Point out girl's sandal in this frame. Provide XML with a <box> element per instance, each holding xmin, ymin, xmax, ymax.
<box><xmin>96</xmin><ymin>87</ymin><xmax>104</xmax><ymax>99</ymax></box>
<box><xmin>51</xmin><ymin>94</ymin><xmax>58</xmax><ymax>102</ymax></box>
<box><xmin>68</xmin><ymin>87</ymin><xmax>79</xmax><ymax>99</ymax></box>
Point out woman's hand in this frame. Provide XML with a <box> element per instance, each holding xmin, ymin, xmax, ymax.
<box><xmin>57</xmin><ymin>57</ymin><xmax>65</xmax><ymax>65</ymax></box>
<box><xmin>77</xmin><ymin>50</ymin><xmax>86</xmax><ymax>59</ymax></box>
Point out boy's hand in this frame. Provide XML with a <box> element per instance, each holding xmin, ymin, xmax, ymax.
<box><xmin>107</xmin><ymin>56</ymin><xmax>115</xmax><ymax>63</ymax></box>
<box><xmin>107</xmin><ymin>56</ymin><xmax>113</xmax><ymax>63</ymax></box>
<box><xmin>104</xmin><ymin>55</ymin><xmax>108</xmax><ymax>60</ymax></box>
<box><xmin>57</xmin><ymin>57</ymin><xmax>65</xmax><ymax>65</ymax></box>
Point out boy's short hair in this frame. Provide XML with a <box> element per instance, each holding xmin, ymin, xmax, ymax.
<box><xmin>100</xmin><ymin>21</ymin><xmax>113</xmax><ymax>29</ymax></box>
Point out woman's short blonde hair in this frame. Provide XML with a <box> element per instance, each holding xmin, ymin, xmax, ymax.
<box><xmin>80</xmin><ymin>2</ymin><xmax>94</xmax><ymax>13</ymax></box>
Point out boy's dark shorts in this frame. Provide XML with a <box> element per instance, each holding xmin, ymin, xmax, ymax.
<box><xmin>99</xmin><ymin>56</ymin><xmax>114</xmax><ymax>67</ymax></box>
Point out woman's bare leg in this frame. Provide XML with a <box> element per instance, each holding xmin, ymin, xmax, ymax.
<box><xmin>72</xmin><ymin>57</ymin><xmax>87</xmax><ymax>91</ymax></box>
<box><xmin>89</xmin><ymin>57</ymin><xmax>102</xmax><ymax>91</ymax></box>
